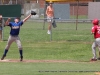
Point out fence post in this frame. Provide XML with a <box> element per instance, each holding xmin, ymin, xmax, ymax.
<box><xmin>76</xmin><ymin>0</ymin><xmax>79</xmax><ymax>30</ymax></box>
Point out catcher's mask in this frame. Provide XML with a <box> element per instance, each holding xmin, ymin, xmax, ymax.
<box><xmin>92</xmin><ymin>19</ymin><xmax>99</xmax><ymax>25</ymax></box>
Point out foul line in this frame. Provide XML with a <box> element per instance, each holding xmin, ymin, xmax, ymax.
<box><xmin>39</xmin><ymin>70</ymin><xmax>100</xmax><ymax>72</ymax></box>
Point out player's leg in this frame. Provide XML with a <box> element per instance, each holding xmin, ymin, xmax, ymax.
<box><xmin>97</xmin><ymin>47</ymin><xmax>100</xmax><ymax>60</ymax></box>
<box><xmin>95</xmin><ymin>38</ymin><xmax>100</xmax><ymax>60</ymax></box>
<box><xmin>15</xmin><ymin>36</ymin><xmax>23</xmax><ymax>61</ymax></box>
<box><xmin>1</xmin><ymin>35</ymin><xmax>14</xmax><ymax>60</ymax></box>
<box><xmin>47</xmin><ymin>22</ymin><xmax>52</xmax><ymax>34</ymax></box>
<box><xmin>47</xmin><ymin>17</ymin><xmax>52</xmax><ymax>34</ymax></box>
<box><xmin>91</xmin><ymin>41</ymin><xmax>97</xmax><ymax>61</ymax></box>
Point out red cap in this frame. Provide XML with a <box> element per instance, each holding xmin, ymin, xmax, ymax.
<box><xmin>92</xmin><ymin>19</ymin><xmax>99</xmax><ymax>25</ymax></box>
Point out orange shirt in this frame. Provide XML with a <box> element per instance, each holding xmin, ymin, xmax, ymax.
<box><xmin>46</xmin><ymin>6</ymin><xmax>54</xmax><ymax>17</ymax></box>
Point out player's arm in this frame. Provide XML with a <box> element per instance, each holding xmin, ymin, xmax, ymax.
<box><xmin>23</xmin><ymin>11</ymin><xmax>37</xmax><ymax>23</ymax></box>
<box><xmin>5</xmin><ymin>18</ymin><xmax>11</xmax><ymax>26</ymax></box>
<box><xmin>91</xmin><ymin>26</ymin><xmax>95</xmax><ymax>34</ymax></box>
<box><xmin>91</xmin><ymin>32</ymin><xmax>94</xmax><ymax>34</ymax></box>
<box><xmin>22</xmin><ymin>14</ymin><xmax>31</xmax><ymax>23</ymax></box>
<box><xmin>52</xmin><ymin>8</ymin><xmax>54</xmax><ymax>17</ymax></box>
<box><xmin>46</xmin><ymin>7</ymin><xmax>49</xmax><ymax>16</ymax></box>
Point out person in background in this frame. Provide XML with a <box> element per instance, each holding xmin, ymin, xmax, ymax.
<box><xmin>46</xmin><ymin>1</ymin><xmax>54</xmax><ymax>34</ymax></box>
<box><xmin>0</xmin><ymin>15</ymin><xmax>4</xmax><ymax>40</ymax></box>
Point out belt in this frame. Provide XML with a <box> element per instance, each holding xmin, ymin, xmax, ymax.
<box><xmin>10</xmin><ymin>35</ymin><xmax>18</xmax><ymax>37</ymax></box>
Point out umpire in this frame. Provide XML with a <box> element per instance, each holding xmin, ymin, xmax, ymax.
<box><xmin>1</xmin><ymin>11</ymin><xmax>36</xmax><ymax>61</ymax></box>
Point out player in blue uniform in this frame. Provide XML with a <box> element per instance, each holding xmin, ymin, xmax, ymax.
<box><xmin>1</xmin><ymin>11</ymin><xmax>36</xmax><ymax>61</ymax></box>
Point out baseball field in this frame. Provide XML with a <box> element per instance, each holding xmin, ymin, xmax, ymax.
<box><xmin>0</xmin><ymin>21</ymin><xmax>100</xmax><ymax>75</ymax></box>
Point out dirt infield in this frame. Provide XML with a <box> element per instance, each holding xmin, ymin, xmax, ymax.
<box><xmin>95</xmin><ymin>72</ymin><xmax>100</xmax><ymax>75</ymax></box>
<box><xmin>0</xmin><ymin>59</ymin><xmax>76</xmax><ymax>63</ymax></box>
<box><xmin>0</xmin><ymin>59</ymin><xmax>93</xmax><ymax>63</ymax></box>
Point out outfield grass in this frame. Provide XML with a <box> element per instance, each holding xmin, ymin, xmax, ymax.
<box><xmin>0</xmin><ymin>21</ymin><xmax>100</xmax><ymax>75</ymax></box>
<box><xmin>0</xmin><ymin>62</ymin><xmax>100</xmax><ymax>75</ymax></box>
<box><xmin>70</xmin><ymin>15</ymin><xmax>88</xmax><ymax>19</ymax></box>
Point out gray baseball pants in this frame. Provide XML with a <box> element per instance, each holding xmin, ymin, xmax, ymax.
<box><xmin>92</xmin><ymin>38</ymin><xmax>100</xmax><ymax>59</ymax></box>
<box><xmin>5</xmin><ymin>35</ymin><xmax>22</xmax><ymax>50</ymax></box>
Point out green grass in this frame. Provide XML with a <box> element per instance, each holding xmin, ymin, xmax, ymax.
<box><xmin>0</xmin><ymin>62</ymin><xmax>99</xmax><ymax>75</ymax></box>
<box><xmin>70</xmin><ymin>15</ymin><xmax>88</xmax><ymax>19</ymax></box>
<box><xmin>0</xmin><ymin>21</ymin><xmax>100</xmax><ymax>75</ymax></box>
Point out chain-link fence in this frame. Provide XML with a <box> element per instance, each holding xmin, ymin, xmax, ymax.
<box><xmin>0</xmin><ymin>1</ymin><xmax>100</xmax><ymax>41</ymax></box>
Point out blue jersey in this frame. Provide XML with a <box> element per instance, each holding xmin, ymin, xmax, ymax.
<box><xmin>8</xmin><ymin>21</ymin><xmax>23</xmax><ymax>36</ymax></box>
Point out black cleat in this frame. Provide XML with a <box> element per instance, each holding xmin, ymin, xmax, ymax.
<box><xmin>1</xmin><ymin>55</ymin><xmax>6</xmax><ymax>60</ymax></box>
<box><xmin>97</xmin><ymin>57</ymin><xmax>100</xmax><ymax>60</ymax></box>
<box><xmin>20</xmin><ymin>56</ymin><xmax>23</xmax><ymax>61</ymax></box>
<box><xmin>90</xmin><ymin>58</ymin><xmax>97</xmax><ymax>61</ymax></box>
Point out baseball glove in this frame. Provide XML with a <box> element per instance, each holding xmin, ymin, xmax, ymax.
<box><xmin>31</xmin><ymin>11</ymin><xmax>37</xmax><ymax>15</ymax></box>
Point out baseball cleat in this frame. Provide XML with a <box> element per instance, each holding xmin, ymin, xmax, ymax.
<box><xmin>1</xmin><ymin>55</ymin><xmax>6</xmax><ymax>60</ymax></box>
<box><xmin>47</xmin><ymin>31</ymin><xmax>51</xmax><ymax>34</ymax></box>
<box><xmin>90</xmin><ymin>58</ymin><xmax>97</xmax><ymax>61</ymax></box>
<box><xmin>47</xmin><ymin>30</ymin><xmax>51</xmax><ymax>34</ymax></box>
<box><xmin>20</xmin><ymin>56</ymin><xmax>23</xmax><ymax>61</ymax></box>
<box><xmin>97</xmin><ymin>57</ymin><xmax>100</xmax><ymax>60</ymax></box>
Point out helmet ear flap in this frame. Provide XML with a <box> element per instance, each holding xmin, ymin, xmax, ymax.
<box><xmin>92</xmin><ymin>19</ymin><xmax>99</xmax><ymax>25</ymax></box>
